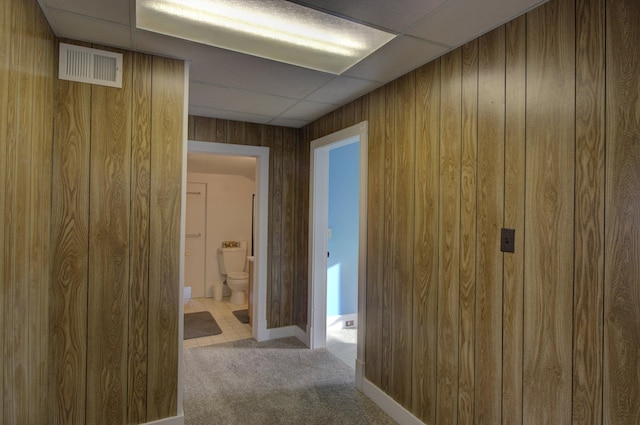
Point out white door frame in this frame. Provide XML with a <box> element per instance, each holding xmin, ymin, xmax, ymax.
<box><xmin>187</xmin><ymin>140</ymin><xmax>270</xmax><ymax>342</ymax></box>
<box><xmin>308</xmin><ymin>122</ymin><xmax>368</xmax><ymax>389</ymax></box>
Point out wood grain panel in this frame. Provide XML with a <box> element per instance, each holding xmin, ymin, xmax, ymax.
<box><xmin>475</xmin><ymin>27</ymin><xmax>505</xmax><ymax>425</ymax></box>
<box><xmin>294</xmin><ymin>127</ymin><xmax>310</xmax><ymax>328</ymax></box>
<box><xmin>390</xmin><ymin>72</ymin><xmax>415</xmax><ymax>408</ymax></box>
<box><xmin>574</xmin><ymin>0</ymin><xmax>605</xmax><ymax>423</ymax></box>
<box><xmin>280</xmin><ymin>128</ymin><xmax>296</xmax><ymax>326</ymax></box>
<box><xmin>193</xmin><ymin>115</ymin><xmax>217</xmax><ymax>142</ymax></box>
<box><xmin>268</xmin><ymin>127</ymin><xmax>283</xmax><ymax>328</ymax></box>
<box><xmin>437</xmin><ymin>48</ymin><xmax>462</xmax><ymax>425</ymax></box>
<box><xmin>50</xmin><ymin>48</ymin><xmax>92</xmax><ymax>424</ymax></box>
<box><xmin>412</xmin><ymin>59</ymin><xmax>440</xmax><ymax>424</ymax></box>
<box><xmin>380</xmin><ymin>81</ymin><xmax>396</xmax><ymax>394</ymax></box>
<box><xmin>147</xmin><ymin>56</ymin><xmax>183</xmax><ymax>421</ymax></box>
<box><xmin>503</xmin><ymin>14</ymin><xmax>526</xmax><ymax>425</ymax></box>
<box><xmin>128</xmin><ymin>52</ymin><xmax>152</xmax><ymax>424</ymax></box>
<box><xmin>604</xmin><ymin>0</ymin><xmax>640</xmax><ymax>423</ymax></box>
<box><xmin>365</xmin><ymin>87</ymin><xmax>385</xmax><ymax>387</ymax></box>
<box><xmin>524</xmin><ymin>0</ymin><xmax>575</xmax><ymax>423</ymax></box>
<box><xmin>246</xmin><ymin>123</ymin><xmax>261</xmax><ymax>147</ymax></box>
<box><xmin>227</xmin><ymin>120</ymin><xmax>246</xmax><ymax>145</ymax></box>
<box><xmin>5</xmin><ymin>0</ymin><xmax>35</xmax><ymax>420</ymax></box>
<box><xmin>0</xmin><ymin>0</ymin><xmax>10</xmax><ymax>414</ymax></box>
<box><xmin>86</xmin><ymin>47</ymin><xmax>132</xmax><ymax>425</ymax></box>
<box><xmin>29</xmin><ymin>8</ymin><xmax>54</xmax><ymax>423</ymax></box>
<box><xmin>459</xmin><ymin>39</ymin><xmax>478</xmax><ymax>425</ymax></box>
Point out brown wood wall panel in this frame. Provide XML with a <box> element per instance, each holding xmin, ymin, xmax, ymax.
<box><xmin>390</xmin><ymin>72</ymin><xmax>415</xmax><ymax>408</ymax></box>
<box><xmin>86</xmin><ymin>48</ymin><xmax>132</xmax><ymax>424</ymax></box>
<box><xmin>147</xmin><ymin>56</ymin><xmax>183</xmax><ymax>421</ymax></box>
<box><xmin>436</xmin><ymin>49</ymin><xmax>462</xmax><ymax>425</ymax></box>
<box><xmin>269</xmin><ymin>128</ymin><xmax>283</xmax><ymax>327</ymax></box>
<box><xmin>475</xmin><ymin>27</ymin><xmax>505</xmax><ymax>425</ymax></box>
<box><xmin>412</xmin><ymin>60</ymin><xmax>440</xmax><ymax>424</ymax></box>
<box><xmin>0</xmin><ymin>0</ymin><xmax>9</xmax><ymax>414</ymax></box>
<box><xmin>574</xmin><ymin>0</ymin><xmax>605</xmax><ymax>423</ymax></box>
<box><xmin>604</xmin><ymin>0</ymin><xmax>640</xmax><ymax>423</ymax></box>
<box><xmin>459</xmin><ymin>39</ymin><xmax>478</xmax><ymax>425</ymax></box>
<box><xmin>281</xmin><ymin>128</ymin><xmax>296</xmax><ymax>326</ymax></box>
<box><xmin>503</xmin><ymin>14</ymin><xmax>526</xmax><ymax>425</ymax></box>
<box><xmin>50</xmin><ymin>53</ymin><xmax>92</xmax><ymax>425</ymax></box>
<box><xmin>128</xmin><ymin>52</ymin><xmax>152</xmax><ymax>424</ymax></box>
<box><xmin>380</xmin><ymin>82</ymin><xmax>396</xmax><ymax>394</ymax></box>
<box><xmin>365</xmin><ymin>87</ymin><xmax>386</xmax><ymax>388</ymax></box>
<box><xmin>524</xmin><ymin>1</ymin><xmax>576</xmax><ymax>424</ymax></box>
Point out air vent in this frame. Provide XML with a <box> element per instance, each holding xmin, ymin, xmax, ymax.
<box><xmin>58</xmin><ymin>43</ymin><xmax>122</xmax><ymax>88</ymax></box>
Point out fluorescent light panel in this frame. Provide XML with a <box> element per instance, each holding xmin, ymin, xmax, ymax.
<box><xmin>136</xmin><ymin>0</ymin><xmax>395</xmax><ymax>74</ymax></box>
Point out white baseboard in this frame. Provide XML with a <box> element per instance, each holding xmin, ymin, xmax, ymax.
<box><xmin>362</xmin><ymin>379</ymin><xmax>426</xmax><ymax>425</ymax></box>
<box><xmin>294</xmin><ymin>324</ymin><xmax>309</xmax><ymax>346</ymax></box>
<box><xmin>144</xmin><ymin>413</ymin><xmax>184</xmax><ymax>425</ymax></box>
<box><xmin>355</xmin><ymin>358</ymin><xmax>365</xmax><ymax>390</ymax></box>
<box><xmin>257</xmin><ymin>324</ymin><xmax>298</xmax><ymax>342</ymax></box>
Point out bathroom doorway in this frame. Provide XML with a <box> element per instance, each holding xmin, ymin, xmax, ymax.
<box><xmin>309</xmin><ymin>122</ymin><xmax>368</xmax><ymax>390</ymax></box>
<box><xmin>186</xmin><ymin>141</ymin><xmax>270</xmax><ymax>342</ymax></box>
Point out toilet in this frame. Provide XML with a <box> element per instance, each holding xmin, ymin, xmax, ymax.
<box><xmin>217</xmin><ymin>241</ymin><xmax>249</xmax><ymax>305</ymax></box>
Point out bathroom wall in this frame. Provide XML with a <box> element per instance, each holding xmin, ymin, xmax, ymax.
<box><xmin>301</xmin><ymin>0</ymin><xmax>640</xmax><ymax>423</ymax></box>
<box><xmin>327</xmin><ymin>142</ymin><xmax>360</xmax><ymax>317</ymax></box>
<box><xmin>187</xmin><ymin>171</ymin><xmax>255</xmax><ymax>297</ymax></box>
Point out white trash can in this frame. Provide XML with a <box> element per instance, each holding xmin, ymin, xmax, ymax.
<box><xmin>213</xmin><ymin>282</ymin><xmax>223</xmax><ymax>301</ymax></box>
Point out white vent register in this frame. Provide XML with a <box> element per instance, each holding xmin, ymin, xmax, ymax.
<box><xmin>58</xmin><ymin>43</ymin><xmax>122</xmax><ymax>88</ymax></box>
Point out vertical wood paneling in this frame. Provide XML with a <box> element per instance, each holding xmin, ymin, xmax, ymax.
<box><xmin>281</xmin><ymin>128</ymin><xmax>296</xmax><ymax>326</ymax></box>
<box><xmin>503</xmin><ymin>14</ymin><xmax>526</xmax><ymax>425</ymax></box>
<box><xmin>390</xmin><ymin>72</ymin><xmax>415</xmax><ymax>408</ymax></box>
<box><xmin>459</xmin><ymin>39</ymin><xmax>478</xmax><ymax>425</ymax></box>
<box><xmin>30</xmin><ymin>10</ymin><xmax>53</xmax><ymax>422</ymax></box>
<box><xmin>604</xmin><ymin>0</ymin><xmax>640</xmax><ymax>423</ymax></box>
<box><xmin>0</xmin><ymin>0</ymin><xmax>10</xmax><ymax>412</ymax></box>
<box><xmin>524</xmin><ymin>0</ymin><xmax>575</xmax><ymax>423</ymax></box>
<box><xmin>269</xmin><ymin>127</ymin><xmax>283</xmax><ymax>328</ymax></box>
<box><xmin>365</xmin><ymin>87</ymin><xmax>386</xmax><ymax>387</ymax></box>
<box><xmin>86</xmin><ymin>47</ymin><xmax>132</xmax><ymax>424</ymax></box>
<box><xmin>50</xmin><ymin>52</ymin><xmax>92</xmax><ymax>425</ymax></box>
<box><xmin>193</xmin><ymin>116</ymin><xmax>217</xmax><ymax>142</ymax></box>
<box><xmin>412</xmin><ymin>60</ymin><xmax>440</xmax><ymax>424</ymax></box>
<box><xmin>380</xmin><ymin>81</ymin><xmax>396</xmax><ymax>394</ymax></box>
<box><xmin>574</xmin><ymin>0</ymin><xmax>605</xmax><ymax>423</ymax></box>
<box><xmin>475</xmin><ymin>27</ymin><xmax>505</xmax><ymax>425</ymax></box>
<box><xmin>227</xmin><ymin>120</ymin><xmax>246</xmax><ymax>145</ymax></box>
<box><xmin>128</xmin><ymin>52</ymin><xmax>152</xmax><ymax>424</ymax></box>
<box><xmin>147</xmin><ymin>56</ymin><xmax>183</xmax><ymax>421</ymax></box>
<box><xmin>437</xmin><ymin>48</ymin><xmax>462</xmax><ymax>425</ymax></box>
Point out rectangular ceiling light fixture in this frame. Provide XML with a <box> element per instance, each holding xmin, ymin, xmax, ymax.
<box><xmin>136</xmin><ymin>0</ymin><xmax>395</xmax><ymax>74</ymax></box>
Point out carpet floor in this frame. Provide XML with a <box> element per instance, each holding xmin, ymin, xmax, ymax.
<box><xmin>183</xmin><ymin>337</ymin><xmax>397</xmax><ymax>425</ymax></box>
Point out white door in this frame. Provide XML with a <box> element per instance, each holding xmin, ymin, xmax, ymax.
<box><xmin>185</xmin><ymin>182</ymin><xmax>207</xmax><ymax>298</ymax></box>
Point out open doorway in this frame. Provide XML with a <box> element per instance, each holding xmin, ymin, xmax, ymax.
<box><xmin>186</xmin><ymin>140</ymin><xmax>270</xmax><ymax>342</ymax></box>
<box><xmin>309</xmin><ymin>122</ymin><xmax>368</xmax><ymax>390</ymax></box>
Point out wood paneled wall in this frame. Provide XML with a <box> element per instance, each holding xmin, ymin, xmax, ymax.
<box><xmin>50</xmin><ymin>45</ymin><xmax>185</xmax><ymax>424</ymax></box>
<box><xmin>301</xmin><ymin>0</ymin><xmax>640</xmax><ymax>423</ymax></box>
<box><xmin>1</xmin><ymin>0</ymin><xmax>54</xmax><ymax>423</ymax></box>
<box><xmin>187</xmin><ymin>117</ymin><xmax>303</xmax><ymax>328</ymax></box>
<box><xmin>2</xmin><ymin>2</ymin><xmax>185</xmax><ymax>423</ymax></box>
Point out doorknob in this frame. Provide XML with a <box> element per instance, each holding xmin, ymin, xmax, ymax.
<box><xmin>185</xmin><ymin>252</ymin><xmax>191</xmax><ymax>257</ymax></box>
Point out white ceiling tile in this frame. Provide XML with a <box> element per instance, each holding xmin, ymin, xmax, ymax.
<box><xmin>189</xmin><ymin>106</ymin><xmax>273</xmax><ymax>125</ymax></box>
<box><xmin>41</xmin><ymin>0</ymin><xmax>130</xmax><ymax>25</ymax></box>
<box><xmin>43</xmin><ymin>9</ymin><xmax>132</xmax><ymax>49</ymax></box>
<box><xmin>344</xmin><ymin>36</ymin><xmax>449</xmax><ymax>82</ymax></box>
<box><xmin>190</xmin><ymin>82</ymin><xmax>298</xmax><ymax>117</ymax></box>
<box><xmin>279</xmin><ymin>100</ymin><xmax>338</xmax><ymax>121</ymax></box>
<box><xmin>294</xmin><ymin>0</ymin><xmax>448</xmax><ymax>32</ymax></box>
<box><xmin>408</xmin><ymin>0</ymin><xmax>548</xmax><ymax>46</ymax></box>
<box><xmin>268</xmin><ymin>117</ymin><xmax>310</xmax><ymax>128</ymax></box>
<box><xmin>306</xmin><ymin>76</ymin><xmax>382</xmax><ymax>104</ymax></box>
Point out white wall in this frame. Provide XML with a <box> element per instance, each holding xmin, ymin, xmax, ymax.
<box><xmin>188</xmin><ymin>171</ymin><xmax>255</xmax><ymax>297</ymax></box>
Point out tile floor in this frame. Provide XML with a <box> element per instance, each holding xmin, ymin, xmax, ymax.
<box><xmin>183</xmin><ymin>296</ymin><xmax>253</xmax><ymax>348</ymax></box>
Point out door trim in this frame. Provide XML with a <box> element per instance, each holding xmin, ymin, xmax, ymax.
<box><xmin>308</xmin><ymin>121</ymin><xmax>368</xmax><ymax>389</ymax></box>
<box><xmin>186</xmin><ymin>140</ymin><xmax>269</xmax><ymax>342</ymax></box>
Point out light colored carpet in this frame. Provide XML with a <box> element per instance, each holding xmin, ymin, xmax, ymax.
<box><xmin>183</xmin><ymin>337</ymin><xmax>397</xmax><ymax>425</ymax></box>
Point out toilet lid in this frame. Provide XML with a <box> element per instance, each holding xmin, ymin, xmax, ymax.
<box><xmin>228</xmin><ymin>272</ymin><xmax>248</xmax><ymax>280</ymax></box>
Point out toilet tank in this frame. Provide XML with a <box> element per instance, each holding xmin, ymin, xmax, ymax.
<box><xmin>218</xmin><ymin>246</ymin><xmax>247</xmax><ymax>274</ymax></box>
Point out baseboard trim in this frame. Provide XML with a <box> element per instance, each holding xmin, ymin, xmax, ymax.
<box><xmin>362</xmin><ymin>379</ymin><xmax>426</xmax><ymax>425</ymax></box>
<box><xmin>144</xmin><ymin>413</ymin><xmax>184</xmax><ymax>425</ymax></box>
<box><xmin>355</xmin><ymin>358</ymin><xmax>365</xmax><ymax>390</ymax></box>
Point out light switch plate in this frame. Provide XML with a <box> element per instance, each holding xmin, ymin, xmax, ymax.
<box><xmin>501</xmin><ymin>228</ymin><xmax>515</xmax><ymax>253</ymax></box>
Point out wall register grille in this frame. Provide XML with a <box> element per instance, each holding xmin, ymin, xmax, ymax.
<box><xmin>58</xmin><ymin>42</ymin><xmax>122</xmax><ymax>88</ymax></box>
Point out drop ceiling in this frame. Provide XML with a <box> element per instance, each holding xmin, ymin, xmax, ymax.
<box><xmin>37</xmin><ymin>0</ymin><xmax>548</xmax><ymax>128</ymax></box>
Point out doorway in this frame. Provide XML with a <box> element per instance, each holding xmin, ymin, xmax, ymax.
<box><xmin>309</xmin><ymin>122</ymin><xmax>368</xmax><ymax>390</ymax></box>
<box><xmin>185</xmin><ymin>182</ymin><xmax>207</xmax><ymax>298</ymax></box>
<box><xmin>186</xmin><ymin>140</ymin><xmax>270</xmax><ymax>342</ymax></box>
